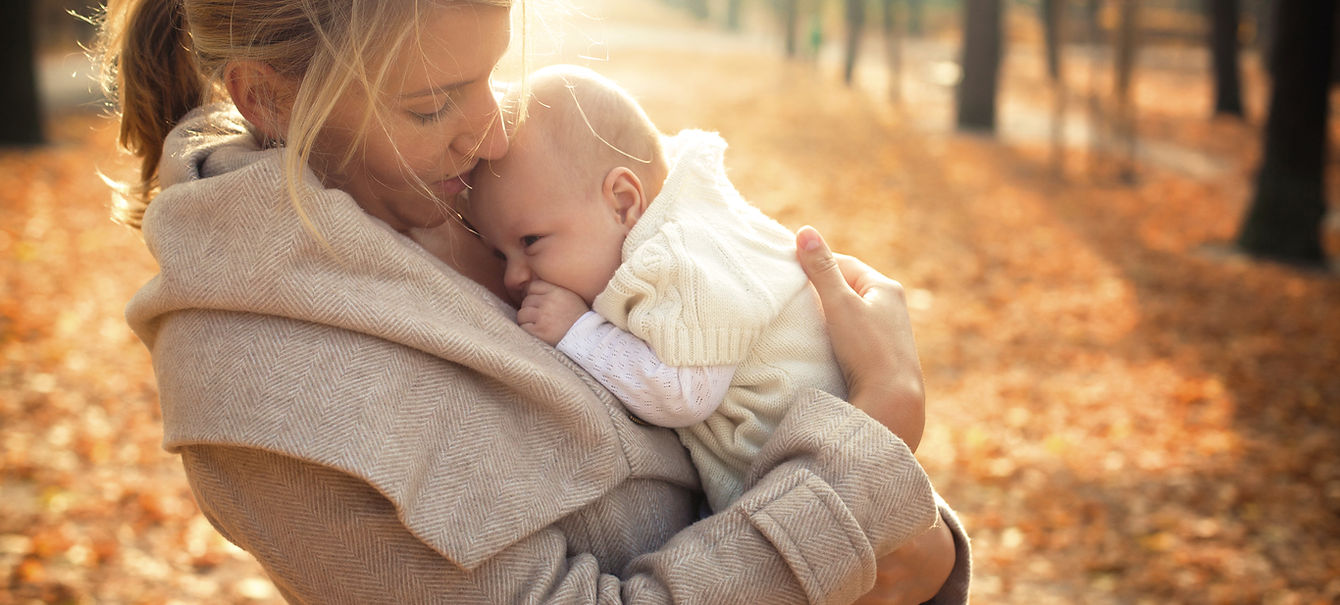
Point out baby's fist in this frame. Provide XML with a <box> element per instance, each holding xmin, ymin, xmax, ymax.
<box><xmin>516</xmin><ymin>280</ymin><xmax>590</xmax><ymax>345</ymax></box>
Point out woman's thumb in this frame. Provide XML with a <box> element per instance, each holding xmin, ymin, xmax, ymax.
<box><xmin>796</xmin><ymin>226</ymin><xmax>848</xmax><ymax>299</ymax></box>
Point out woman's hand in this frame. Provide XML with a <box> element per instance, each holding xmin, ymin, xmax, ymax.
<box><xmin>853</xmin><ymin>515</ymin><xmax>957</xmax><ymax>605</ymax></box>
<box><xmin>795</xmin><ymin>226</ymin><xmax>924</xmax><ymax>452</ymax></box>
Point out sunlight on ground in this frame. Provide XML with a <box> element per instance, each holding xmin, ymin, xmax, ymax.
<box><xmin>6</xmin><ymin>0</ymin><xmax>1339</xmax><ymax>602</ymax></box>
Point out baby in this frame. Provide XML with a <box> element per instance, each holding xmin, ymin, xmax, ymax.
<box><xmin>468</xmin><ymin>65</ymin><xmax>852</xmax><ymax>511</ymax></box>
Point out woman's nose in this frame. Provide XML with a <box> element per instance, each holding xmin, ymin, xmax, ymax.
<box><xmin>451</xmin><ymin>90</ymin><xmax>508</xmax><ymax>161</ymax></box>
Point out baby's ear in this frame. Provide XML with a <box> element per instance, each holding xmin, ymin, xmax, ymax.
<box><xmin>603</xmin><ymin>167</ymin><xmax>648</xmax><ymax>227</ymax></box>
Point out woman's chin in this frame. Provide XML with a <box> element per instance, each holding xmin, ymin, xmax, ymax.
<box><xmin>380</xmin><ymin>204</ymin><xmax>450</xmax><ymax>233</ymax></box>
<box><xmin>412</xmin><ymin>212</ymin><xmax>450</xmax><ymax>230</ymax></box>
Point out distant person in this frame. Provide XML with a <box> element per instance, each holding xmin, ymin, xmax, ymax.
<box><xmin>468</xmin><ymin>65</ymin><xmax>924</xmax><ymax>512</ymax></box>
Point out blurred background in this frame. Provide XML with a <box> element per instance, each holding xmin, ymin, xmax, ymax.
<box><xmin>2</xmin><ymin>0</ymin><xmax>1337</xmax><ymax>603</ymax></box>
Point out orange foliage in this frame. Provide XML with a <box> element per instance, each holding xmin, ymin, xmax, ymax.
<box><xmin>3</xmin><ymin>1</ymin><xmax>1338</xmax><ymax>602</ymax></box>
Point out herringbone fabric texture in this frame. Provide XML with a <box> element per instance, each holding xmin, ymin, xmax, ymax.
<box><xmin>125</xmin><ymin>105</ymin><xmax>965</xmax><ymax>603</ymax></box>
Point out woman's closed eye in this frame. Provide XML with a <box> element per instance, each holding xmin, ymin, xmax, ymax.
<box><xmin>521</xmin><ymin>235</ymin><xmax>541</xmax><ymax>248</ymax></box>
<box><xmin>406</xmin><ymin>84</ymin><xmax>470</xmax><ymax>123</ymax></box>
<box><xmin>408</xmin><ymin>97</ymin><xmax>458</xmax><ymax>123</ymax></box>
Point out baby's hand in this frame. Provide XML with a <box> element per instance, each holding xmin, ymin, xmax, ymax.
<box><xmin>517</xmin><ymin>280</ymin><xmax>590</xmax><ymax>346</ymax></box>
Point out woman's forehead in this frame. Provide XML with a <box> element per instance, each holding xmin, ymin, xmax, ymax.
<box><xmin>391</xmin><ymin>4</ymin><xmax>511</xmax><ymax>96</ymax></box>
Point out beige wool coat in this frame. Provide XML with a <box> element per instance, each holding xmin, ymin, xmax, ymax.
<box><xmin>126</xmin><ymin>106</ymin><xmax>972</xmax><ymax>604</ymax></box>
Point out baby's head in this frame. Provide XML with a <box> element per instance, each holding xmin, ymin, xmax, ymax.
<box><xmin>469</xmin><ymin>65</ymin><xmax>669</xmax><ymax>305</ymax></box>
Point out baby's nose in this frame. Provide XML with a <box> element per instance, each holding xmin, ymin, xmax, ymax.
<box><xmin>503</xmin><ymin>262</ymin><xmax>531</xmax><ymax>303</ymax></box>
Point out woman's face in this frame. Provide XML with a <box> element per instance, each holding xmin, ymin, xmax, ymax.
<box><xmin>313</xmin><ymin>3</ymin><xmax>511</xmax><ymax>233</ymax></box>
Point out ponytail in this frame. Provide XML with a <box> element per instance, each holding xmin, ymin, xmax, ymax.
<box><xmin>97</xmin><ymin>0</ymin><xmax>205</xmax><ymax>228</ymax></box>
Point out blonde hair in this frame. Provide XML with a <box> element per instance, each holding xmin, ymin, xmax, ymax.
<box><xmin>95</xmin><ymin>0</ymin><xmax>514</xmax><ymax>230</ymax></box>
<box><xmin>508</xmin><ymin>64</ymin><xmax>667</xmax><ymax>195</ymax></box>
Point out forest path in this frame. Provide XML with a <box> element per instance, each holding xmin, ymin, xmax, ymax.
<box><xmin>4</xmin><ymin>1</ymin><xmax>1337</xmax><ymax>603</ymax></box>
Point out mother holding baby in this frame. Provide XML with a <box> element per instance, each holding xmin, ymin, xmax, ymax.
<box><xmin>99</xmin><ymin>0</ymin><xmax>970</xmax><ymax>602</ymax></box>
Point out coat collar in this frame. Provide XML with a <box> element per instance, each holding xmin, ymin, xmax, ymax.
<box><xmin>128</xmin><ymin>106</ymin><xmax>698</xmax><ymax>569</ymax></box>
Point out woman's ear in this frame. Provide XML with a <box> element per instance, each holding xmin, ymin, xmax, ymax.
<box><xmin>223</xmin><ymin>61</ymin><xmax>297</xmax><ymax>144</ymax></box>
<box><xmin>602</xmin><ymin>166</ymin><xmax>648</xmax><ymax>228</ymax></box>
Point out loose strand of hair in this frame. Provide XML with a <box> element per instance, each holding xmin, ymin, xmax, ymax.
<box><xmin>99</xmin><ymin>0</ymin><xmax>207</xmax><ymax>228</ymax></box>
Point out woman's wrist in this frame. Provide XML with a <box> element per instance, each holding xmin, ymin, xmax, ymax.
<box><xmin>849</xmin><ymin>375</ymin><xmax>925</xmax><ymax>453</ymax></box>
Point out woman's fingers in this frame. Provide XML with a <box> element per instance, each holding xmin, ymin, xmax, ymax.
<box><xmin>797</xmin><ymin>225</ymin><xmax>904</xmax><ymax>305</ymax></box>
<box><xmin>796</xmin><ymin>225</ymin><xmax>851</xmax><ymax>310</ymax></box>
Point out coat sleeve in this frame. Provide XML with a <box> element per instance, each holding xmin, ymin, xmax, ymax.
<box><xmin>179</xmin><ymin>391</ymin><xmax>967</xmax><ymax>605</ymax></box>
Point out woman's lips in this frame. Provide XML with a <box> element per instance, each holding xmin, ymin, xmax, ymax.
<box><xmin>435</xmin><ymin>172</ymin><xmax>471</xmax><ymax>200</ymax></box>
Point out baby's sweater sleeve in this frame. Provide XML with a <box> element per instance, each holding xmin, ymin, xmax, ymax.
<box><xmin>556</xmin><ymin>311</ymin><xmax>736</xmax><ymax>428</ymax></box>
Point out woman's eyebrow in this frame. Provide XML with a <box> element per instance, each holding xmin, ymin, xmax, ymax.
<box><xmin>400</xmin><ymin>79</ymin><xmax>471</xmax><ymax>99</ymax></box>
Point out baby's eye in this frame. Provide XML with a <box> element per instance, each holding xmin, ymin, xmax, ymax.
<box><xmin>491</xmin><ymin>248</ymin><xmax>505</xmax><ymax>261</ymax></box>
<box><xmin>521</xmin><ymin>235</ymin><xmax>541</xmax><ymax>247</ymax></box>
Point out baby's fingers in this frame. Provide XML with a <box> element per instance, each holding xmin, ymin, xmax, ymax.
<box><xmin>523</xmin><ymin>279</ymin><xmax>557</xmax><ymax>298</ymax></box>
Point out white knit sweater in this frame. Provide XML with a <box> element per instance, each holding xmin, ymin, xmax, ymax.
<box><xmin>592</xmin><ymin>130</ymin><xmax>847</xmax><ymax>511</ymax></box>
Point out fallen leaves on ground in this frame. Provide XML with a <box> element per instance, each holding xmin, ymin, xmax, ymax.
<box><xmin>3</xmin><ymin>4</ymin><xmax>1338</xmax><ymax>602</ymax></box>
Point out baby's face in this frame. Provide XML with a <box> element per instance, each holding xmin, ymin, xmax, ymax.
<box><xmin>469</xmin><ymin>130</ymin><xmax>630</xmax><ymax>306</ymax></box>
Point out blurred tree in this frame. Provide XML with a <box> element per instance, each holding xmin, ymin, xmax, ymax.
<box><xmin>726</xmin><ymin>0</ymin><xmax>743</xmax><ymax>30</ymax></box>
<box><xmin>957</xmin><ymin>0</ymin><xmax>1002</xmax><ymax>131</ymax></box>
<box><xmin>1041</xmin><ymin>0</ymin><xmax>1066</xmax><ymax>172</ymax></box>
<box><xmin>1334</xmin><ymin>7</ymin><xmax>1340</xmax><ymax>84</ymax></box>
<box><xmin>1236</xmin><ymin>0</ymin><xmax>1334</xmax><ymax>265</ymax></box>
<box><xmin>843</xmin><ymin>0</ymin><xmax>866</xmax><ymax>85</ymax></box>
<box><xmin>1085</xmin><ymin>0</ymin><xmax>1104</xmax><ymax>172</ymax></box>
<box><xmin>1041</xmin><ymin>0</ymin><xmax>1062</xmax><ymax>81</ymax></box>
<box><xmin>687</xmin><ymin>0</ymin><xmax>709</xmax><ymax>20</ymax></box>
<box><xmin>1252</xmin><ymin>0</ymin><xmax>1274</xmax><ymax>68</ymax></box>
<box><xmin>1</xmin><ymin>0</ymin><xmax>43</xmax><ymax>145</ymax></box>
<box><xmin>1084</xmin><ymin>0</ymin><xmax>1102</xmax><ymax>36</ymax></box>
<box><xmin>907</xmin><ymin>0</ymin><xmax>924</xmax><ymax>35</ymax></box>
<box><xmin>881</xmin><ymin>0</ymin><xmax>903</xmax><ymax>101</ymax></box>
<box><xmin>780</xmin><ymin>0</ymin><xmax>800</xmax><ymax>57</ymax></box>
<box><xmin>1112</xmin><ymin>0</ymin><xmax>1140</xmax><ymax>181</ymax></box>
<box><xmin>37</xmin><ymin>0</ymin><xmax>96</xmax><ymax>50</ymax></box>
<box><xmin>1206</xmin><ymin>0</ymin><xmax>1244</xmax><ymax>116</ymax></box>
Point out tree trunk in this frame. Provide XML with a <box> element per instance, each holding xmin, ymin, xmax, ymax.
<box><xmin>1333</xmin><ymin>6</ymin><xmax>1340</xmax><ymax>84</ymax></box>
<box><xmin>882</xmin><ymin>0</ymin><xmax>903</xmax><ymax>101</ymax></box>
<box><xmin>843</xmin><ymin>0</ymin><xmax>867</xmax><ymax>85</ymax></box>
<box><xmin>0</xmin><ymin>0</ymin><xmax>43</xmax><ymax>146</ymax></box>
<box><xmin>1236</xmin><ymin>0</ymin><xmax>1334</xmax><ymax>265</ymax></box>
<box><xmin>1086</xmin><ymin>0</ymin><xmax>1104</xmax><ymax>173</ymax></box>
<box><xmin>686</xmin><ymin>0</ymin><xmax>709</xmax><ymax>20</ymax></box>
<box><xmin>1207</xmin><ymin>0</ymin><xmax>1245</xmax><ymax>116</ymax></box>
<box><xmin>782</xmin><ymin>0</ymin><xmax>800</xmax><ymax>57</ymax></box>
<box><xmin>1254</xmin><ymin>0</ymin><xmax>1275</xmax><ymax>68</ymax></box>
<box><xmin>1085</xmin><ymin>0</ymin><xmax>1103</xmax><ymax>36</ymax></box>
<box><xmin>908</xmin><ymin>0</ymin><xmax>925</xmax><ymax>35</ymax></box>
<box><xmin>1041</xmin><ymin>0</ymin><xmax>1066</xmax><ymax>174</ymax></box>
<box><xmin>1042</xmin><ymin>0</ymin><xmax>1062</xmax><ymax>81</ymax></box>
<box><xmin>726</xmin><ymin>0</ymin><xmax>743</xmax><ymax>31</ymax></box>
<box><xmin>1112</xmin><ymin>0</ymin><xmax>1140</xmax><ymax>182</ymax></box>
<box><xmin>957</xmin><ymin>0</ymin><xmax>1002</xmax><ymax>132</ymax></box>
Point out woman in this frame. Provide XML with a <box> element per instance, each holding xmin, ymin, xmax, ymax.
<box><xmin>98</xmin><ymin>0</ymin><xmax>970</xmax><ymax>602</ymax></box>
